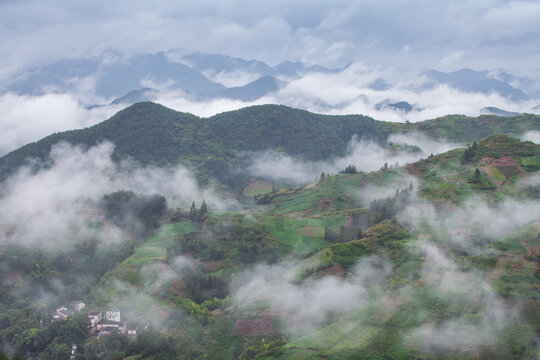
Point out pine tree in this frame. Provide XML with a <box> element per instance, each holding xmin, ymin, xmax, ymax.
<box><xmin>198</xmin><ymin>200</ymin><xmax>208</xmax><ymax>222</ymax></box>
<box><xmin>190</xmin><ymin>201</ymin><xmax>197</xmax><ymax>220</ymax></box>
<box><xmin>474</xmin><ymin>168</ymin><xmax>481</xmax><ymax>182</ymax></box>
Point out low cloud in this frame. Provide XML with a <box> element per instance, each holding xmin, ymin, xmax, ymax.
<box><xmin>521</xmin><ymin>130</ymin><xmax>540</xmax><ymax>144</ymax></box>
<box><xmin>245</xmin><ymin>134</ymin><xmax>457</xmax><ymax>184</ymax></box>
<box><xmin>148</xmin><ymin>65</ymin><xmax>540</xmax><ymax>126</ymax></box>
<box><xmin>231</xmin><ymin>256</ymin><xmax>391</xmax><ymax>334</ymax></box>
<box><xmin>0</xmin><ymin>92</ymin><xmax>121</xmax><ymax>156</ymax></box>
<box><xmin>407</xmin><ymin>241</ymin><xmax>519</xmax><ymax>351</ymax></box>
<box><xmin>140</xmin><ymin>255</ymin><xmax>198</xmax><ymax>295</ymax></box>
<box><xmin>400</xmin><ymin>199</ymin><xmax>540</xmax><ymax>249</ymax></box>
<box><xmin>0</xmin><ymin>141</ymin><xmax>230</xmax><ymax>249</ymax></box>
<box><xmin>1</xmin><ymin>63</ymin><xmax>538</xmax><ymax>157</ymax></box>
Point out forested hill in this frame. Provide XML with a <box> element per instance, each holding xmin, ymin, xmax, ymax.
<box><xmin>0</xmin><ymin>103</ymin><xmax>388</xmax><ymax>181</ymax></box>
<box><xmin>1</xmin><ymin>102</ymin><xmax>539</xmax><ymax>183</ymax></box>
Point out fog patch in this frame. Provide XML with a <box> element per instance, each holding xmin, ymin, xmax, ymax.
<box><xmin>101</xmin><ymin>279</ymin><xmax>175</xmax><ymax>329</ymax></box>
<box><xmin>515</xmin><ymin>172</ymin><xmax>540</xmax><ymax>189</ymax></box>
<box><xmin>388</xmin><ymin>132</ymin><xmax>460</xmax><ymax>156</ymax></box>
<box><xmin>231</xmin><ymin>256</ymin><xmax>391</xmax><ymax>334</ymax></box>
<box><xmin>399</xmin><ymin>199</ymin><xmax>540</xmax><ymax>249</ymax></box>
<box><xmin>407</xmin><ymin>241</ymin><xmax>519</xmax><ymax>351</ymax></box>
<box><xmin>521</xmin><ymin>130</ymin><xmax>540</xmax><ymax>144</ymax></box>
<box><xmin>245</xmin><ymin>134</ymin><xmax>456</xmax><ymax>184</ymax></box>
<box><xmin>0</xmin><ymin>92</ymin><xmax>121</xmax><ymax>156</ymax></box>
<box><xmin>0</xmin><ymin>141</ymin><xmax>231</xmax><ymax>249</ymax></box>
<box><xmin>140</xmin><ymin>255</ymin><xmax>198</xmax><ymax>295</ymax></box>
<box><xmin>356</xmin><ymin>173</ymin><xmax>418</xmax><ymax>206</ymax></box>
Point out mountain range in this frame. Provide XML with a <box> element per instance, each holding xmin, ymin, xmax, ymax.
<box><xmin>1</xmin><ymin>102</ymin><xmax>540</xmax><ymax>359</ymax></box>
<box><xmin>2</xmin><ymin>102</ymin><xmax>539</xmax><ymax>187</ymax></box>
<box><xmin>5</xmin><ymin>51</ymin><xmax>540</xmax><ymax>113</ymax></box>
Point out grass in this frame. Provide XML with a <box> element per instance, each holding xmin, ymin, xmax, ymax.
<box><xmin>519</xmin><ymin>155</ymin><xmax>540</xmax><ymax>169</ymax></box>
<box><xmin>264</xmin><ymin>216</ymin><xmax>331</xmax><ymax>255</ymax></box>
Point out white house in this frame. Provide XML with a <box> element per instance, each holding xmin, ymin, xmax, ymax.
<box><xmin>105</xmin><ymin>310</ymin><xmax>121</xmax><ymax>323</ymax></box>
<box><xmin>53</xmin><ymin>306</ymin><xmax>70</xmax><ymax>321</ymax></box>
<box><xmin>127</xmin><ymin>325</ymin><xmax>138</xmax><ymax>338</ymax></box>
<box><xmin>88</xmin><ymin>310</ymin><xmax>102</xmax><ymax>328</ymax></box>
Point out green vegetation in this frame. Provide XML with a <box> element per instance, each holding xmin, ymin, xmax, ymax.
<box><xmin>1</xmin><ymin>100</ymin><xmax>540</xmax><ymax>360</ymax></box>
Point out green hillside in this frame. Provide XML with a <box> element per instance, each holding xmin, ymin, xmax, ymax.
<box><xmin>2</xmin><ymin>133</ymin><xmax>539</xmax><ymax>359</ymax></box>
<box><xmin>1</xmin><ymin>103</ymin><xmax>539</xmax><ymax>188</ymax></box>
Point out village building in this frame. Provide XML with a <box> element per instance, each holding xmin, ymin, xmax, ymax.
<box><xmin>97</xmin><ymin>322</ymin><xmax>126</xmax><ymax>336</ymax></box>
<box><xmin>88</xmin><ymin>310</ymin><xmax>103</xmax><ymax>328</ymax></box>
<box><xmin>105</xmin><ymin>310</ymin><xmax>121</xmax><ymax>323</ymax></box>
<box><xmin>52</xmin><ymin>306</ymin><xmax>70</xmax><ymax>321</ymax></box>
<box><xmin>69</xmin><ymin>344</ymin><xmax>77</xmax><ymax>360</ymax></box>
<box><xmin>127</xmin><ymin>325</ymin><xmax>138</xmax><ymax>338</ymax></box>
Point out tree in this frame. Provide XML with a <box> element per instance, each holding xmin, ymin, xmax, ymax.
<box><xmin>189</xmin><ymin>201</ymin><xmax>197</xmax><ymax>220</ymax></box>
<box><xmin>339</xmin><ymin>165</ymin><xmax>358</xmax><ymax>174</ymax></box>
<box><xmin>198</xmin><ymin>200</ymin><xmax>208</xmax><ymax>222</ymax></box>
<box><xmin>474</xmin><ymin>168</ymin><xmax>481</xmax><ymax>182</ymax></box>
<box><xmin>320</xmin><ymin>172</ymin><xmax>326</xmax><ymax>180</ymax></box>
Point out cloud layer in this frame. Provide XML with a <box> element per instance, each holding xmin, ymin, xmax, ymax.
<box><xmin>2</xmin><ymin>1</ymin><xmax>540</xmax><ymax>78</ymax></box>
<box><xmin>0</xmin><ymin>141</ymin><xmax>229</xmax><ymax>249</ymax></box>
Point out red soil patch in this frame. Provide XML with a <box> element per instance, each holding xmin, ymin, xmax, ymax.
<box><xmin>299</xmin><ymin>226</ymin><xmax>319</xmax><ymax>237</ymax></box>
<box><xmin>234</xmin><ymin>316</ymin><xmax>274</xmax><ymax>336</ymax></box>
<box><xmin>479</xmin><ymin>156</ymin><xmax>518</xmax><ymax>167</ymax></box>
<box><xmin>314</xmin><ymin>264</ymin><xmax>345</xmax><ymax>278</ymax></box>
<box><xmin>243</xmin><ymin>180</ymin><xmax>273</xmax><ymax>196</ymax></box>
<box><xmin>202</xmin><ymin>260</ymin><xmax>222</xmax><ymax>272</ymax></box>
<box><xmin>316</xmin><ymin>197</ymin><xmax>333</xmax><ymax>211</ymax></box>
<box><xmin>479</xmin><ymin>156</ymin><xmax>524</xmax><ymax>177</ymax></box>
<box><xmin>406</xmin><ymin>163</ymin><xmax>423</xmax><ymax>176</ymax></box>
<box><xmin>486</xmin><ymin>253</ymin><xmax>538</xmax><ymax>282</ymax></box>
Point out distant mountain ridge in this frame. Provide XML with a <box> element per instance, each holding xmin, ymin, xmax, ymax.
<box><xmin>6</xmin><ymin>51</ymin><xmax>334</xmax><ymax>105</ymax></box>
<box><xmin>6</xmin><ymin>51</ymin><xmax>540</xmax><ymax>113</ymax></box>
<box><xmin>1</xmin><ymin>102</ymin><xmax>539</xmax><ymax>187</ymax></box>
<box><xmin>422</xmin><ymin>68</ymin><xmax>530</xmax><ymax>101</ymax></box>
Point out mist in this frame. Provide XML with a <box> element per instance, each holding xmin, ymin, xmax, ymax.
<box><xmin>245</xmin><ymin>133</ymin><xmax>458</xmax><ymax>184</ymax></box>
<box><xmin>521</xmin><ymin>130</ymin><xmax>540</xmax><ymax>144</ymax></box>
<box><xmin>405</xmin><ymin>241</ymin><xmax>520</xmax><ymax>351</ymax></box>
<box><xmin>399</xmin><ymin>199</ymin><xmax>540</xmax><ymax>249</ymax></box>
<box><xmin>0</xmin><ymin>92</ymin><xmax>122</xmax><ymax>156</ymax></box>
<box><xmin>2</xmin><ymin>62</ymin><xmax>538</xmax><ymax>158</ymax></box>
<box><xmin>231</xmin><ymin>256</ymin><xmax>391</xmax><ymax>334</ymax></box>
<box><xmin>0</xmin><ymin>141</ymin><xmax>230</xmax><ymax>249</ymax></box>
<box><xmin>154</xmin><ymin>63</ymin><xmax>540</xmax><ymax>123</ymax></box>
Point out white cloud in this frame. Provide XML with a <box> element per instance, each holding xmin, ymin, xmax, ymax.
<box><xmin>0</xmin><ymin>92</ymin><xmax>121</xmax><ymax>156</ymax></box>
<box><xmin>521</xmin><ymin>130</ymin><xmax>540</xmax><ymax>144</ymax></box>
<box><xmin>244</xmin><ymin>134</ymin><xmax>457</xmax><ymax>184</ymax></box>
<box><xmin>0</xmin><ymin>141</ymin><xmax>232</xmax><ymax>249</ymax></box>
<box><xmin>232</xmin><ymin>256</ymin><xmax>390</xmax><ymax>333</ymax></box>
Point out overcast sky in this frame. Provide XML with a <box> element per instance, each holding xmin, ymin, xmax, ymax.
<box><xmin>1</xmin><ymin>0</ymin><xmax>540</xmax><ymax>155</ymax></box>
<box><xmin>1</xmin><ymin>0</ymin><xmax>540</xmax><ymax>80</ymax></box>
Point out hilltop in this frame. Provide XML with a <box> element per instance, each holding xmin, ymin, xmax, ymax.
<box><xmin>1</xmin><ymin>102</ymin><xmax>539</xmax><ymax>190</ymax></box>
